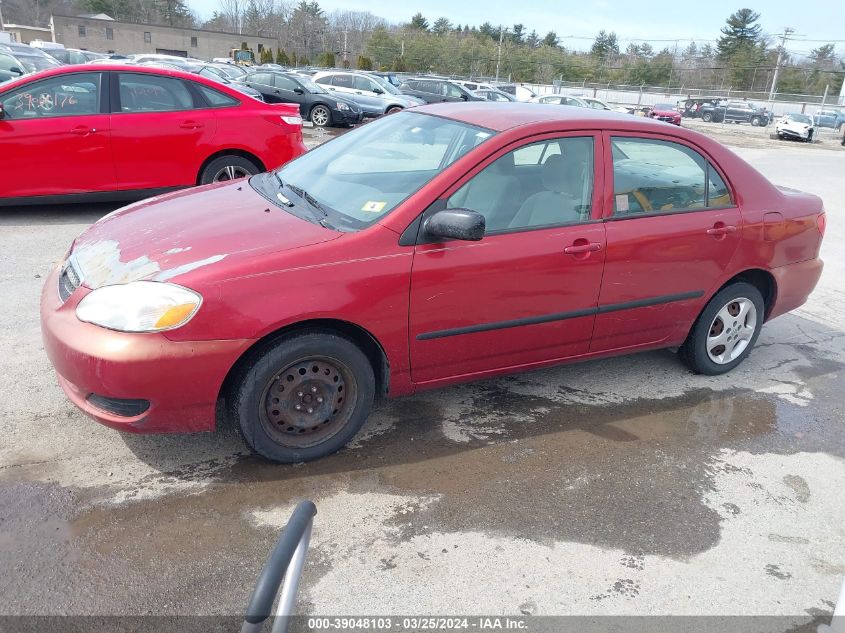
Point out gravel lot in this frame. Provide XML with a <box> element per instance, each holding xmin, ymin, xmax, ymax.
<box><xmin>1</xmin><ymin>124</ymin><xmax>844</xmax><ymax>628</ymax></box>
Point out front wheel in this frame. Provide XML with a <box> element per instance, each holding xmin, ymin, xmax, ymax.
<box><xmin>385</xmin><ymin>106</ymin><xmax>403</xmax><ymax>115</ymax></box>
<box><xmin>680</xmin><ymin>282</ymin><xmax>764</xmax><ymax>375</ymax></box>
<box><xmin>750</xmin><ymin>116</ymin><xmax>762</xmax><ymax>127</ymax></box>
<box><xmin>230</xmin><ymin>332</ymin><xmax>375</xmax><ymax>463</ymax></box>
<box><xmin>310</xmin><ymin>105</ymin><xmax>332</xmax><ymax>127</ymax></box>
<box><xmin>702</xmin><ymin>112</ymin><xmax>713</xmax><ymax>122</ymax></box>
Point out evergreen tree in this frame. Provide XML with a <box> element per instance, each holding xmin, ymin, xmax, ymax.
<box><xmin>409</xmin><ymin>13</ymin><xmax>429</xmax><ymax>31</ymax></box>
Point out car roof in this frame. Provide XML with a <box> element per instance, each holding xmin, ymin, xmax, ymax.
<box><xmin>0</xmin><ymin>63</ymin><xmax>246</xmax><ymax>93</ymax></box>
<box><xmin>412</xmin><ymin>101</ymin><xmax>684</xmax><ymax>133</ymax></box>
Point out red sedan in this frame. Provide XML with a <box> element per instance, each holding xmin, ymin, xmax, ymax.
<box><xmin>41</xmin><ymin>103</ymin><xmax>825</xmax><ymax>462</ymax></box>
<box><xmin>0</xmin><ymin>65</ymin><xmax>306</xmax><ymax>204</ymax></box>
<box><xmin>648</xmin><ymin>103</ymin><xmax>682</xmax><ymax>125</ymax></box>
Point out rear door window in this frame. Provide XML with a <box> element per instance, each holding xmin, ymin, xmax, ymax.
<box><xmin>611</xmin><ymin>137</ymin><xmax>732</xmax><ymax>215</ymax></box>
<box><xmin>117</xmin><ymin>73</ymin><xmax>193</xmax><ymax>112</ymax></box>
<box><xmin>333</xmin><ymin>74</ymin><xmax>354</xmax><ymax>89</ymax></box>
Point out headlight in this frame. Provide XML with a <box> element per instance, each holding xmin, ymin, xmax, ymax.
<box><xmin>336</xmin><ymin>101</ymin><xmax>350</xmax><ymax>111</ymax></box>
<box><xmin>76</xmin><ymin>281</ymin><xmax>202</xmax><ymax>332</ymax></box>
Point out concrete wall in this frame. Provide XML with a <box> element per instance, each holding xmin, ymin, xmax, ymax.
<box><xmin>50</xmin><ymin>14</ymin><xmax>277</xmax><ymax>60</ymax></box>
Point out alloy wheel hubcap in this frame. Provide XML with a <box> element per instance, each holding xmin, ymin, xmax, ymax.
<box><xmin>706</xmin><ymin>298</ymin><xmax>757</xmax><ymax>364</ymax></box>
<box><xmin>312</xmin><ymin>108</ymin><xmax>329</xmax><ymax>126</ymax></box>
<box><xmin>260</xmin><ymin>357</ymin><xmax>355</xmax><ymax>448</ymax></box>
<box><xmin>213</xmin><ymin>165</ymin><xmax>251</xmax><ymax>182</ymax></box>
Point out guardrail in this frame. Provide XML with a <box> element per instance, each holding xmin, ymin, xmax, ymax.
<box><xmin>241</xmin><ymin>500</ymin><xmax>317</xmax><ymax>633</ymax></box>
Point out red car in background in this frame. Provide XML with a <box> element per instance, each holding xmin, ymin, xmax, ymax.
<box><xmin>0</xmin><ymin>65</ymin><xmax>306</xmax><ymax>205</ymax></box>
<box><xmin>647</xmin><ymin>102</ymin><xmax>682</xmax><ymax>125</ymax></box>
<box><xmin>41</xmin><ymin>104</ymin><xmax>824</xmax><ymax>463</ymax></box>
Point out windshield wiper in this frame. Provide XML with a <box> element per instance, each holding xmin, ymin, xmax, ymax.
<box><xmin>286</xmin><ymin>183</ymin><xmax>334</xmax><ymax>228</ymax></box>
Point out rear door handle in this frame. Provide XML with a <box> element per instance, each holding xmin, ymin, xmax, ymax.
<box><xmin>706</xmin><ymin>223</ymin><xmax>737</xmax><ymax>236</ymax></box>
<box><xmin>564</xmin><ymin>242</ymin><xmax>602</xmax><ymax>254</ymax></box>
<box><xmin>70</xmin><ymin>125</ymin><xmax>96</xmax><ymax>135</ymax></box>
<box><xmin>179</xmin><ymin>120</ymin><xmax>204</xmax><ymax>129</ymax></box>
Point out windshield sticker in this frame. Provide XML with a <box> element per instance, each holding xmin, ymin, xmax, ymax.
<box><xmin>361</xmin><ymin>201</ymin><xmax>387</xmax><ymax>213</ymax></box>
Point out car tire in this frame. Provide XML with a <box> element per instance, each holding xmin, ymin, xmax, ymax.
<box><xmin>750</xmin><ymin>116</ymin><xmax>762</xmax><ymax>127</ymax></box>
<box><xmin>230</xmin><ymin>331</ymin><xmax>375</xmax><ymax>463</ymax></box>
<box><xmin>199</xmin><ymin>155</ymin><xmax>260</xmax><ymax>185</ymax></box>
<box><xmin>310</xmin><ymin>105</ymin><xmax>332</xmax><ymax>127</ymax></box>
<box><xmin>385</xmin><ymin>106</ymin><xmax>403</xmax><ymax>114</ymax></box>
<box><xmin>679</xmin><ymin>282</ymin><xmax>765</xmax><ymax>376</ymax></box>
<box><xmin>702</xmin><ymin>112</ymin><xmax>712</xmax><ymax>122</ymax></box>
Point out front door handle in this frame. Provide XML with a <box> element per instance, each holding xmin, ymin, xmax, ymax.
<box><xmin>564</xmin><ymin>241</ymin><xmax>602</xmax><ymax>255</ymax></box>
<box><xmin>70</xmin><ymin>125</ymin><xmax>96</xmax><ymax>135</ymax></box>
<box><xmin>706</xmin><ymin>222</ymin><xmax>737</xmax><ymax>237</ymax></box>
<box><xmin>179</xmin><ymin>120</ymin><xmax>204</xmax><ymax>129</ymax></box>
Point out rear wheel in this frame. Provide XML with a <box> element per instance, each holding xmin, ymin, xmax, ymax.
<box><xmin>230</xmin><ymin>332</ymin><xmax>375</xmax><ymax>463</ymax></box>
<box><xmin>680</xmin><ymin>282</ymin><xmax>764</xmax><ymax>375</ymax></box>
<box><xmin>310</xmin><ymin>105</ymin><xmax>331</xmax><ymax>127</ymax></box>
<box><xmin>750</xmin><ymin>116</ymin><xmax>762</xmax><ymax>127</ymax></box>
<box><xmin>200</xmin><ymin>155</ymin><xmax>260</xmax><ymax>185</ymax></box>
<box><xmin>702</xmin><ymin>112</ymin><xmax>713</xmax><ymax>122</ymax></box>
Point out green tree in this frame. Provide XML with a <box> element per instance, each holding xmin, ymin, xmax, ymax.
<box><xmin>510</xmin><ymin>24</ymin><xmax>524</xmax><ymax>44</ymax></box>
<box><xmin>590</xmin><ymin>30</ymin><xmax>619</xmax><ymax>60</ymax></box>
<box><xmin>432</xmin><ymin>17</ymin><xmax>451</xmax><ymax>35</ymax></box>
<box><xmin>716</xmin><ymin>8</ymin><xmax>762</xmax><ymax>59</ymax></box>
<box><xmin>357</xmin><ymin>55</ymin><xmax>374</xmax><ymax>70</ymax></box>
<box><xmin>541</xmin><ymin>31</ymin><xmax>559</xmax><ymax>47</ymax></box>
<box><xmin>526</xmin><ymin>30</ymin><xmax>539</xmax><ymax>48</ymax></box>
<box><xmin>261</xmin><ymin>48</ymin><xmax>274</xmax><ymax>63</ymax></box>
<box><xmin>409</xmin><ymin>12</ymin><xmax>429</xmax><ymax>31</ymax></box>
<box><xmin>391</xmin><ymin>56</ymin><xmax>407</xmax><ymax>72</ymax></box>
<box><xmin>276</xmin><ymin>49</ymin><xmax>290</xmax><ymax>65</ymax></box>
<box><xmin>317</xmin><ymin>51</ymin><xmax>336</xmax><ymax>67</ymax></box>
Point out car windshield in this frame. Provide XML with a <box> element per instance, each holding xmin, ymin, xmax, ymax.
<box><xmin>371</xmin><ymin>74</ymin><xmax>401</xmax><ymax>95</ymax></box>
<box><xmin>296</xmin><ymin>75</ymin><xmax>326</xmax><ymax>94</ymax></box>
<box><xmin>654</xmin><ymin>103</ymin><xmax>675</xmax><ymax>110</ymax></box>
<box><xmin>787</xmin><ymin>113</ymin><xmax>812</xmax><ymax>124</ymax></box>
<box><xmin>256</xmin><ymin>111</ymin><xmax>495</xmax><ymax>230</ymax></box>
<box><xmin>217</xmin><ymin>65</ymin><xmax>245</xmax><ymax>78</ymax></box>
<box><xmin>16</xmin><ymin>54</ymin><xmax>60</xmax><ymax>72</ymax></box>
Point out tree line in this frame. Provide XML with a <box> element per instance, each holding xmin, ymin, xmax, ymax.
<box><xmin>4</xmin><ymin>0</ymin><xmax>842</xmax><ymax>96</ymax></box>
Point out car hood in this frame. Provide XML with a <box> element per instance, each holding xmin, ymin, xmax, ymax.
<box><xmin>70</xmin><ymin>181</ymin><xmax>339</xmax><ymax>289</ymax></box>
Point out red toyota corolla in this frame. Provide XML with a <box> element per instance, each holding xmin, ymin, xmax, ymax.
<box><xmin>41</xmin><ymin>103</ymin><xmax>824</xmax><ymax>463</ymax></box>
<box><xmin>0</xmin><ymin>65</ymin><xmax>306</xmax><ymax>204</ymax></box>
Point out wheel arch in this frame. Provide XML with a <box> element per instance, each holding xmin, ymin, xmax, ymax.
<box><xmin>713</xmin><ymin>268</ymin><xmax>777</xmax><ymax>320</ymax></box>
<box><xmin>196</xmin><ymin>150</ymin><xmax>265</xmax><ymax>185</ymax></box>
<box><xmin>218</xmin><ymin>318</ymin><xmax>390</xmax><ymax>413</ymax></box>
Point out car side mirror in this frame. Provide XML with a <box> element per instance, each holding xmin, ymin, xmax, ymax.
<box><xmin>373</xmin><ymin>87</ymin><xmax>383</xmax><ymax>94</ymax></box>
<box><xmin>294</xmin><ymin>87</ymin><xmax>304</xmax><ymax>94</ymax></box>
<box><xmin>424</xmin><ymin>209</ymin><xmax>485</xmax><ymax>242</ymax></box>
<box><xmin>460</xmin><ymin>94</ymin><xmax>468</xmax><ymax>101</ymax></box>
<box><xmin>0</xmin><ymin>102</ymin><xmax>4</xmax><ymax>119</ymax></box>
<box><xmin>10</xmin><ymin>67</ymin><xmax>23</xmax><ymax>76</ymax></box>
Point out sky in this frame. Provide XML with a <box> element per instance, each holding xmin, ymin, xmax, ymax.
<box><xmin>188</xmin><ymin>0</ymin><xmax>845</xmax><ymax>55</ymax></box>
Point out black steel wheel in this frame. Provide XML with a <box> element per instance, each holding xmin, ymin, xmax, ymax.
<box><xmin>230</xmin><ymin>331</ymin><xmax>375</xmax><ymax>463</ymax></box>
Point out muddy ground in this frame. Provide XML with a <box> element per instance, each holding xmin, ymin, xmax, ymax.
<box><xmin>1</xmin><ymin>125</ymin><xmax>843</xmax><ymax>630</ymax></box>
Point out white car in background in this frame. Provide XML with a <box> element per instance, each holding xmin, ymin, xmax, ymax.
<box><xmin>529</xmin><ymin>93</ymin><xmax>589</xmax><ymax>107</ymax></box>
<box><xmin>775</xmin><ymin>113</ymin><xmax>815</xmax><ymax>142</ymax></box>
<box><xmin>497</xmin><ymin>84</ymin><xmax>538</xmax><ymax>102</ymax></box>
<box><xmin>577</xmin><ymin>95</ymin><xmax>630</xmax><ymax>114</ymax></box>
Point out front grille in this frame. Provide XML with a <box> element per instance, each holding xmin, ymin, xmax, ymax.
<box><xmin>58</xmin><ymin>259</ymin><xmax>82</xmax><ymax>303</ymax></box>
<box><xmin>656</xmin><ymin>115</ymin><xmax>675</xmax><ymax>122</ymax></box>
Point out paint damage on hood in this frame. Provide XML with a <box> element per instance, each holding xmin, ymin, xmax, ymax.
<box><xmin>68</xmin><ymin>180</ymin><xmax>341</xmax><ymax>289</ymax></box>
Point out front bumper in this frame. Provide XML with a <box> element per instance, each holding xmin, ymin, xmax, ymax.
<box><xmin>334</xmin><ymin>108</ymin><xmax>364</xmax><ymax>125</ymax></box>
<box><xmin>40</xmin><ymin>265</ymin><xmax>253</xmax><ymax>433</ymax></box>
<box><xmin>778</xmin><ymin>127</ymin><xmax>812</xmax><ymax>139</ymax></box>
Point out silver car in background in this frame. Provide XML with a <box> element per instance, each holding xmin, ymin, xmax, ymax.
<box><xmin>312</xmin><ymin>70</ymin><xmax>424</xmax><ymax>117</ymax></box>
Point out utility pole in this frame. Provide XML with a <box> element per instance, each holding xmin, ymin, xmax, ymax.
<box><xmin>0</xmin><ymin>0</ymin><xmax>5</xmax><ymax>30</ymax></box>
<box><xmin>495</xmin><ymin>25</ymin><xmax>504</xmax><ymax>83</ymax></box>
<box><xmin>342</xmin><ymin>28</ymin><xmax>348</xmax><ymax>65</ymax></box>
<box><xmin>768</xmin><ymin>27</ymin><xmax>794</xmax><ymax>104</ymax></box>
